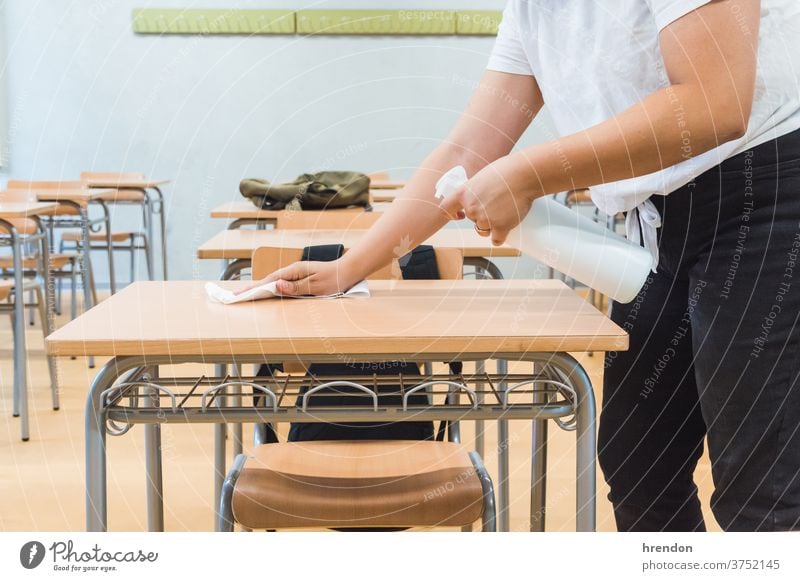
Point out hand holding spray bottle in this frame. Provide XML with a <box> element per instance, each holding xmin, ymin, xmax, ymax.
<box><xmin>434</xmin><ymin>166</ymin><xmax>653</xmax><ymax>304</ymax></box>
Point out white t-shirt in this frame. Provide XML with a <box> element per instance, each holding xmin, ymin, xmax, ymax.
<box><xmin>487</xmin><ymin>0</ymin><xmax>800</xmax><ymax>221</ymax></box>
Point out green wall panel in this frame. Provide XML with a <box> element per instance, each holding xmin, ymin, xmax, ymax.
<box><xmin>132</xmin><ymin>9</ymin><xmax>295</xmax><ymax>35</ymax></box>
<box><xmin>296</xmin><ymin>10</ymin><xmax>455</xmax><ymax>35</ymax></box>
<box><xmin>132</xmin><ymin>8</ymin><xmax>502</xmax><ymax>36</ymax></box>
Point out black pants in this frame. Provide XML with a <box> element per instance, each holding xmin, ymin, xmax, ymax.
<box><xmin>600</xmin><ymin>129</ymin><xmax>800</xmax><ymax>531</ymax></box>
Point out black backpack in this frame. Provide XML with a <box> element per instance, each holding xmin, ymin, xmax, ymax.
<box><xmin>257</xmin><ymin>244</ymin><xmax>461</xmax><ymax>442</ymax></box>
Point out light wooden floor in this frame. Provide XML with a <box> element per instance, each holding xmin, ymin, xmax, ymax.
<box><xmin>0</xmin><ymin>292</ymin><xmax>721</xmax><ymax>532</ymax></box>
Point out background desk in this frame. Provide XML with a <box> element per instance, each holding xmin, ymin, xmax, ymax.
<box><xmin>210</xmin><ymin>201</ymin><xmax>391</xmax><ymax>230</ymax></box>
<box><xmin>197</xmin><ymin>228</ymin><xmax>521</xmax><ymax>280</ymax></box>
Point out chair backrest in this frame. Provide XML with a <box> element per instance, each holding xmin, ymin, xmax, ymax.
<box><xmin>80</xmin><ymin>171</ymin><xmax>145</xmax><ymax>181</ymax></box>
<box><xmin>252</xmin><ymin>246</ymin><xmax>463</xmax><ymax>281</ymax></box>
<box><xmin>275</xmin><ymin>211</ymin><xmax>381</xmax><ymax>230</ymax></box>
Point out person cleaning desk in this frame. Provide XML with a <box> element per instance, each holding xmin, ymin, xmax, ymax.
<box><xmin>241</xmin><ymin>1</ymin><xmax>800</xmax><ymax>531</ymax></box>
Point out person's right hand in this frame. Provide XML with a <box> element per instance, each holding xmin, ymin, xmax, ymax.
<box><xmin>233</xmin><ymin>258</ymin><xmax>358</xmax><ymax>297</ymax></box>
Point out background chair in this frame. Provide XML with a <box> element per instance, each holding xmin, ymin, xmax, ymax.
<box><xmin>0</xmin><ymin>189</ymin><xmax>82</xmax><ymax>320</ymax></box>
<box><xmin>6</xmin><ymin>181</ymin><xmax>101</xmax><ymax>311</ymax></box>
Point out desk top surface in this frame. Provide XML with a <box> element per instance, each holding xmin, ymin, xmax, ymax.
<box><xmin>45</xmin><ymin>280</ymin><xmax>627</xmax><ymax>358</ymax></box>
<box><xmin>35</xmin><ymin>188</ymin><xmax>115</xmax><ymax>203</ymax></box>
<box><xmin>0</xmin><ymin>202</ymin><xmax>60</xmax><ymax>218</ymax></box>
<box><xmin>84</xmin><ymin>179</ymin><xmax>169</xmax><ymax>189</ymax></box>
<box><xmin>369</xmin><ymin>180</ymin><xmax>405</xmax><ymax>190</ymax></box>
<box><xmin>209</xmin><ymin>201</ymin><xmax>391</xmax><ymax>219</ymax></box>
<box><xmin>197</xmin><ymin>228</ymin><xmax>521</xmax><ymax>259</ymax></box>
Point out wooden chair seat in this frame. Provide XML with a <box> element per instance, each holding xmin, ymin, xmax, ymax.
<box><xmin>232</xmin><ymin>440</ymin><xmax>485</xmax><ymax>529</ymax></box>
<box><xmin>0</xmin><ymin>252</ymin><xmax>77</xmax><ymax>270</ymax></box>
<box><xmin>62</xmin><ymin>230</ymin><xmax>135</xmax><ymax>243</ymax></box>
<box><xmin>0</xmin><ymin>280</ymin><xmax>13</xmax><ymax>301</ymax></box>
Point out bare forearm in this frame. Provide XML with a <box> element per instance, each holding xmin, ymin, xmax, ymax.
<box><xmin>504</xmin><ymin>83</ymin><xmax>748</xmax><ymax>200</ymax></box>
<box><xmin>339</xmin><ymin>145</ymin><xmax>485</xmax><ymax>280</ymax></box>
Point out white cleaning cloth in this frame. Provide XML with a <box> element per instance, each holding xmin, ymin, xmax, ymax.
<box><xmin>205</xmin><ymin>280</ymin><xmax>370</xmax><ymax>305</ymax></box>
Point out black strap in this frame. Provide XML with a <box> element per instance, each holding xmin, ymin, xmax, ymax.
<box><xmin>399</xmin><ymin>245</ymin><xmax>440</xmax><ymax>280</ymax></box>
<box><xmin>300</xmin><ymin>244</ymin><xmax>344</xmax><ymax>262</ymax></box>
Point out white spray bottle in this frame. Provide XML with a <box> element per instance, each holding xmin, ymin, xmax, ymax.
<box><xmin>435</xmin><ymin>166</ymin><xmax>652</xmax><ymax>304</ymax></box>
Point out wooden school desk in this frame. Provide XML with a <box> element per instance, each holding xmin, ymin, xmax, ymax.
<box><xmin>46</xmin><ymin>279</ymin><xmax>628</xmax><ymax>533</ymax></box>
<box><xmin>83</xmin><ymin>178</ymin><xmax>170</xmax><ymax>280</ymax></box>
<box><xmin>198</xmin><ymin>227</ymin><xmax>519</xmax><ymax>280</ymax></box>
<box><xmin>0</xmin><ymin>201</ymin><xmax>60</xmax><ymax>440</ymax></box>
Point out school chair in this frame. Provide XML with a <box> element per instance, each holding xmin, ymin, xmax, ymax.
<box><xmin>78</xmin><ymin>172</ymin><xmax>153</xmax><ymax>282</ymax></box>
<box><xmin>0</xmin><ymin>188</ymin><xmax>82</xmax><ymax>320</ymax></box>
<box><xmin>7</xmin><ymin>180</ymin><xmax>102</xmax><ymax>307</ymax></box>
<box><xmin>217</xmin><ymin>245</ymin><xmax>497</xmax><ymax>532</ymax></box>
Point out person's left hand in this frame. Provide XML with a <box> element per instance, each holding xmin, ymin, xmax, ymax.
<box><xmin>438</xmin><ymin>154</ymin><xmax>537</xmax><ymax>245</ymax></box>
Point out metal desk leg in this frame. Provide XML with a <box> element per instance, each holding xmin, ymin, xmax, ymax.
<box><xmin>474</xmin><ymin>360</ymin><xmax>485</xmax><ymax>459</ymax></box>
<box><xmin>231</xmin><ymin>364</ymin><xmax>243</xmax><ymax>459</ymax></box>
<box><xmin>544</xmin><ymin>353</ymin><xmax>596</xmax><ymax>532</ymax></box>
<box><xmin>213</xmin><ymin>363</ymin><xmax>227</xmax><ymax>529</ymax></box>
<box><xmin>85</xmin><ymin>356</ymin><xmax>149</xmax><ymax>531</ymax></box>
<box><xmin>78</xmin><ymin>205</ymin><xmax>95</xmax><ymax>368</ymax></box>
<box><xmin>6</xmin><ymin>226</ymin><xmax>29</xmax><ymax>440</ymax></box>
<box><xmin>33</xmin><ymin>216</ymin><xmax>59</xmax><ymax>410</ymax></box>
<box><xmin>144</xmin><ymin>367</ymin><xmax>165</xmax><ymax>531</ymax></box>
<box><xmin>97</xmin><ymin>201</ymin><xmax>116</xmax><ymax>294</ymax></box>
<box><xmin>152</xmin><ymin>187</ymin><xmax>168</xmax><ymax>280</ymax></box>
<box><xmin>141</xmin><ymin>192</ymin><xmax>157</xmax><ymax>279</ymax></box>
<box><xmin>496</xmin><ymin>358</ymin><xmax>510</xmax><ymax>531</ymax></box>
<box><xmin>530</xmin><ymin>362</ymin><xmax>548</xmax><ymax>532</ymax></box>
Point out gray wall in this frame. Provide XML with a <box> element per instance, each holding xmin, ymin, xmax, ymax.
<box><xmin>0</xmin><ymin>1</ymin><xmax>8</xmax><ymax>169</ymax></box>
<box><xmin>2</xmin><ymin>0</ymin><xmax>556</xmax><ymax>281</ymax></box>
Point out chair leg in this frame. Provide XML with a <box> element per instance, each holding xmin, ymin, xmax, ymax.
<box><xmin>143</xmin><ymin>234</ymin><xmax>153</xmax><ymax>281</ymax></box>
<box><xmin>55</xmin><ymin>275</ymin><xmax>63</xmax><ymax>316</ymax></box>
<box><xmin>10</xmin><ymin>308</ymin><xmax>20</xmax><ymax>418</ymax></box>
<box><xmin>130</xmin><ymin>234</ymin><xmax>136</xmax><ymax>284</ymax></box>
<box><xmin>218</xmin><ymin>454</ymin><xmax>248</xmax><ymax>532</ymax></box>
<box><xmin>33</xmin><ymin>285</ymin><xmax>60</xmax><ymax>411</ymax></box>
<box><xmin>70</xmin><ymin>261</ymin><xmax>78</xmax><ymax>321</ymax></box>
<box><xmin>10</xmin><ymin>293</ymin><xmax>30</xmax><ymax>441</ymax></box>
<box><xmin>28</xmin><ymin>289</ymin><xmax>36</xmax><ymax>325</ymax></box>
<box><xmin>469</xmin><ymin>451</ymin><xmax>497</xmax><ymax>532</ymax></box>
